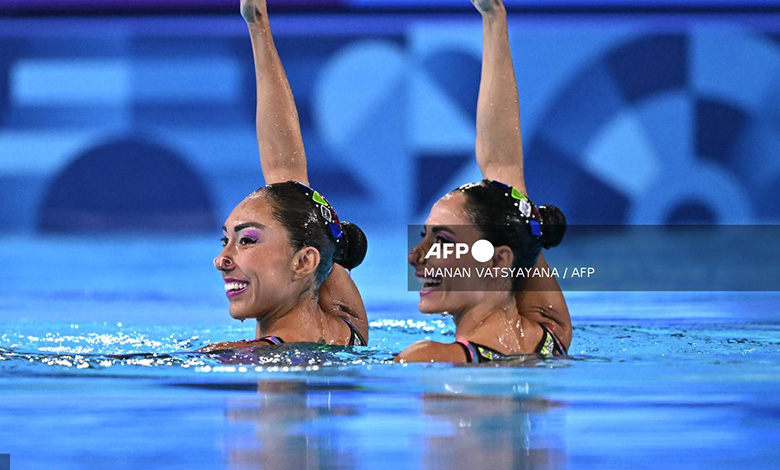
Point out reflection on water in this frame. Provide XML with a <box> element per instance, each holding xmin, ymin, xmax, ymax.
<box><xmin>226</xmin><ymin>381</ymin><xmax>359</xmax><ymax>470</ymax></box>
<box><xmin>421</xmin><ymin>394</ymin><xmax>565</xmax><ymax>470</ymax></box>
<box><xmin>1</xmin><ymin>319</ymin><xmax>779</xmax><ymax>469</ymax></box>
<box><xmin>221</xmin><ymin>380</ymin><xmax>565</xmax><ymax>470</ymax></box>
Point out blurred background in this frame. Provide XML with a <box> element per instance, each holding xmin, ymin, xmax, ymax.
<box><xmin>0</xmin><ymin>1</ymin><xmax>779</xmax><ymax>323</ymax></box>
<box><xmin>2</xmin><ymin>0</ymin><xmax>780</xmax><ymax>235</ymax></box>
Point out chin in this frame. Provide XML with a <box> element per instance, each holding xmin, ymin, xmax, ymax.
<box><xmin>418</xmin><ymin>294</ymin><xmax>445</xmax><ymax>314</ymax></box>
<box><xmin>227</xmin><ymin>305</ymin><xmax>253</xmax><ymax>321</ymax></box>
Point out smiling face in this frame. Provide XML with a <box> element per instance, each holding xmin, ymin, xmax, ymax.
<box><xmin>214</xmin><ymin>194</ymin><xmax>311</xmax><ymax>321</ymax></box>
<box><xmin>409</xmin><ymin>192</ymin><xmax>512</xmax><ymax>315</ymax></box>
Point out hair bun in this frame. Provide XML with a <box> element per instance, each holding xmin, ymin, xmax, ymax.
<box><xmin>539</xmin><ymin>205</ymin><xmax>566</xmax><ymax>249</ymax></box>
<box><xmin>334</xmin><ymin>221</ymin><xmax>367</xmax><ymax>270</ymax></box>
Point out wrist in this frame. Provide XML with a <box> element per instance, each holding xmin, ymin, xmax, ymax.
<box><xmin>247</xmin><ymin>15</ymin><xmax>271</xmax><ymax>34</ymax></box>
<box><xmin>481</xmin><ymin>7</ymin><xmax>507</xmax><ymax>24</ymax></box>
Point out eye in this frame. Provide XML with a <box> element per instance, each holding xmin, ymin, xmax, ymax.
<box><xmin>220</xmin><ymin>236</ymin><xmax>228</xmax><ymax>247</ymax></box>
<box><xmin>419</xmin><ymin>230</ymin><xmax>426</xmax><ymax>239</ymax></box>
<box><xmin>435</xmin><ymin>235</ymin><xmax>449</xmax><ymax>244</ymax></box>
<box><xmin>238</xmin><ymin>236</ymin><xmax>258</xmax><ymax>246</ymax></box>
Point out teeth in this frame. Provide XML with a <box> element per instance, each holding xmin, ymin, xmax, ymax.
<box><xmin>417</xmin><ymin>277</ymin><xmax>442</xmax><ymax>286</ymax></box>
<box><xmin>224</xmin><ymin>282</ymin><xmax>249</xmax><ymax>292</ymax></box>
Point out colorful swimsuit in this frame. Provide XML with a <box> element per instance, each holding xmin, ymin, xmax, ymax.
<box><xmin>257</xmin><ymin>318</ymin><xmax>366</xmax><ymax>347</ymax></box>
<box><xmin>456</xmin><ymin>324</ymin><xmax>567</xmax><ymax>363</ymax></box>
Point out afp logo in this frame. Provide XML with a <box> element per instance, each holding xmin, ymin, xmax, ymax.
<box><xmin>425</xmin><ymin>239</ymin><xmax>495</xmax><ymax>263</ymax></box>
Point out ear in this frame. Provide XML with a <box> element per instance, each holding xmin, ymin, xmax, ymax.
<box><xmin>292</xmin><ymin>246</ymin><xmax>321</xmax><ymax>280</ymax></box>
<box><xmin>491</xmin><ymin>245</ymin><xmax>514</xmax><ymax>269</ymax></box>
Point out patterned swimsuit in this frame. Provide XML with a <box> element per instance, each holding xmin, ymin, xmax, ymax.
<box><xmin>455</xmin><ymin>324</ymin><xmax>567</xmax><ymax>363</ymax></box>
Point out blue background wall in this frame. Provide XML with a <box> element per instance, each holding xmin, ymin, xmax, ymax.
<box><xmin>0</xmin><ymin>11</ymin><xmax>779</xmax><ymax>236</ymax></box>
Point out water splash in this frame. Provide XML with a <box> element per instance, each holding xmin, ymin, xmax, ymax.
<box><xmin>1</xmin><ymin>320</ymin><xmax>778</xmax><ymax>378</ymax></box>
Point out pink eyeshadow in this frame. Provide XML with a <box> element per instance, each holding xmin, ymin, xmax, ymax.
<box><xmin>241</xmin><ymin>228</ymin><xmax>262</xmax><ymax>240</ymax></box>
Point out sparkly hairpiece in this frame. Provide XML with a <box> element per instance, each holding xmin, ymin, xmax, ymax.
<box><xmin>465</xmin><ymin>180</ymin><xmax>543</xmax><ymax>238</ymax></box>
<box><xmin>293</xmin><ymin>182</ymin><xmax>343</xmax><ymax>241</ymax></box>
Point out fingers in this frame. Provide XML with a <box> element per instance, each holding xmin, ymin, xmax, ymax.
<box><xmin>240</xmin><ymin>0</ymin><xmax>267</xmax><ymax>24</ymax></box>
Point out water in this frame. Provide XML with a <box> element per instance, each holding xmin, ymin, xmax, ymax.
<box><xmin>1</xmin><ymin>235</ymin><xmax>779</xmax><ymax>469</ymax></box>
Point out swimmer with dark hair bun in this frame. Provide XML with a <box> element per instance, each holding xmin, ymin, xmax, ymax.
<box><xmin>199</xmin><ymin>0</ymin><xmax>368</xmax><ymax>352</ymax></box>
<box><xmin>395</xmin><ymin>0</ymin><xmax>571</xmax><ymax>363</ymax></box>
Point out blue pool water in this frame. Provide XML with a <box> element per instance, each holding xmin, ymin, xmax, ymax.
<box><xmin>1</xmin><ymin>235</ymin><xmax>779</xmax><ymax>469</ymax></box>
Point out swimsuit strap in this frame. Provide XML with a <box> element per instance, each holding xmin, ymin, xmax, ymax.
<box><xmin>455</xmin><ymin>339</ymin><xmax>479</xmax><ymax>363</ymax></box>
<box><xmin>342</xmin><ymin>318</ymin><xmax>367</xmax><ymax>347</ymax></box>
<box><xmin>470</xmin><ymin>342</ymin><xmax>507</xmax><ymax>362</ymax></box>
<box><xmin>257</xmin><ymin>321</ymin><xmax>367</xmax><ymax>348</ymax></box>
<box><xmin>536</xmin><ymin>324</ymin><xmax>567</xmax><ymax>356</ymax></box>
<box><xmin>258</xmin><ymin>335</ymin><xmax>285</xmax><ymax>346</ymax></box>
<box><xmin>460</xmin><ymin>331</ymin><xmax>565</xmax><ymax>363</ymax></box>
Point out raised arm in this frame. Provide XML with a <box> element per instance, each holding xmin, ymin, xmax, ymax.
<box><xmin>242</xmin><ymin>1</ymin><xmax>368</xmax><ymax>343</ymax></box>
<box><xmin>242</xmin><ymin>0</ymin><xmax>308</xmax><ymax>184</ymax></box>
<box><xmin>472</xmin><ymin>0</ymin><xmax>525</xmax><ymax>194</ymax></box>
<box><xmin>472</xmin><ymin>0</ymin><xmax>571</xmax><ymax>348</ymax></box>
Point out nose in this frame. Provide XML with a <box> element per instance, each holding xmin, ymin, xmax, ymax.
<box><xmin>408</xmin><ymin>244</ymin><xmax>426</xmax><ymax>266</ymax></box>
<box><xmin>214</xmin><ymin>254</ymin><xmax>234</xmax><ymax>271</ymax></box>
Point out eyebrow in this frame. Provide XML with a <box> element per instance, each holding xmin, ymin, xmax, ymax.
<box><xmin>430</xmin><ymin>226</ymin><xmax>456</xmax><ymax>235</ymax></box>
<box><xmin>222</xmin><ymin>222</ymin><xmax>266</xmax><ymax>233</ymax></box>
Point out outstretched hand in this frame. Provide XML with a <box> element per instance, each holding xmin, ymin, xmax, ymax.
<box><xmin>241</xmin><ymin>0</ymin><xmax>267</xmax><ymax>24</ymax></box>
<box><xmin>470</xmin><ymin>0</ymin><xmax>505</xmax><ymax>15</ymax></box>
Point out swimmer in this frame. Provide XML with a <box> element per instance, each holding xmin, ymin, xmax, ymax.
<box><xmin>199</xmin><ymin>0</ymin><xmax>368</xmax><ymax>352</ymax></box>
<box><xmin>395</xmin><ymin>0</ymin><xmax>571</xmax><ymax>363</ymax></box>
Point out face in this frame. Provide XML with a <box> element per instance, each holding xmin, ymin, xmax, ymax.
<box><xmin>214</xmin><ymin>194</ymin><xmax>310</xmax><ymax>321</ymax></box>
<box><xmin>409</xmin><ymin>192</ymin><xmax>509</xmax><ymax>316</ymax></box>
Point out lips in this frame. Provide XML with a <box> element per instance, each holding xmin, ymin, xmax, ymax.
<box><xmin>224</xmin><ymin>278</ymin><xmax>249</xmax><ymax>298</ymax></box>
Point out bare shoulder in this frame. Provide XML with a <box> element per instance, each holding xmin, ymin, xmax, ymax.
<box><xmin>394</xmin><ymin>340</ymin><xmax>468</xmax><ymax>363</ymax></box>
<box><xmin>319</xmin><ymin>265</ymin><xmax>369</xmax><ymax>341</ymax></box>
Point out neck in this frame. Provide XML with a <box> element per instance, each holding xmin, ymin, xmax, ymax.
<box><xmin>254</xmin><ymin>291</ymin><xmax>327</xmax><ymax>342</ymax></box>
<box><xmin>452</xmin><ymin>291</ymin><xmax>520</xmax><ymax>343</ymax></box>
